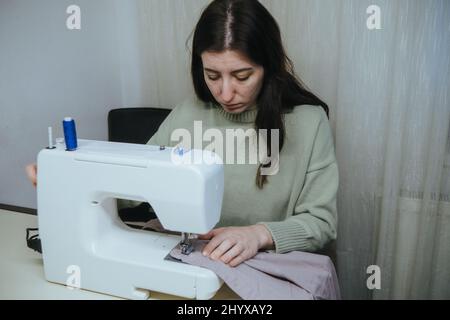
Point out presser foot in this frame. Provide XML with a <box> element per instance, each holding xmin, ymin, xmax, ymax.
<box><xmin>180</xmin><ymin>232</ymin><xmax>195</xmax><ymax>255</ymax></box>
<box><xmin>163</xmin><ymin>233</ymin><xmax>197</xmax><ymax>263</ymax></box>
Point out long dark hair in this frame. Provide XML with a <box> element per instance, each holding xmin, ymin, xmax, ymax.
<box><xmin>191</xmin><ymin>0</ymin><xmax>329</xmax><ymax>188</ymax></box>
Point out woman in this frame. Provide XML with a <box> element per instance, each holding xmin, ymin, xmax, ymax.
<box><xmin>26</xmin><ymin>0</ymin><xmax>338</xmax><ymax>268</ymax></box>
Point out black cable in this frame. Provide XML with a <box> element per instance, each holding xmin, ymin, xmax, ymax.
<box><xmin>26</xmin><ymin>228</ymin><xmax>42</xmax><ymax>254</ymax></box>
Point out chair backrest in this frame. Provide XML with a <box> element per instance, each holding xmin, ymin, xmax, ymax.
<box><xmin>108</xmin><ymin>107</ymin><xmax>171</xmax><ymax>144</ymax></box>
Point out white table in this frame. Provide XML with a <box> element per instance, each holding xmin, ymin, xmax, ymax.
<box><xmin>0</xmin><ymin>209</ymin><xmax>238</xmax><ymax>300</ymax></box>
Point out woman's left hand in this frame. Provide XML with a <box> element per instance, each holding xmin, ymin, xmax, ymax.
<box><xmin>198</xmin><ymin>225</ymin><xmax>274</xmax><ymax>267</ymax></box>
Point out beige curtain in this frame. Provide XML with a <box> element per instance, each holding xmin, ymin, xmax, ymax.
<box><xmin>126</xmin><ymin>0</ymin><xmax>450</xmax><ymax>299</ymax></box>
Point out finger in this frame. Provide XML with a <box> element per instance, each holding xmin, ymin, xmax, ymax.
<box><xmin>198</xmin><ymin>232</ymin><xmax>213</xmax><ymax>240</ymax></box>
<box><xmin>25</xmin><ymin>164</ymin><xmax>37</xmax><ymax>186</ymax></box>
<box><xmin>202</xmin><ymin>233</ymin><xmax>228</xmax><ymax>257</ymax></box>
<box><xmin>199</xmin><ymin>227</ymin><xmax>227</xmax><ymax>240</ymax></box>
<box><xmin>228</xmin><ymin>254</ymin><xmax>246</xmax><ymax>268</ymax></box>
<box><xmin>198</xmin><ymin>230</ymin><xmax>216</xmax><ymax>240</ymax></box>
<box><xmin>201</xmin><ymin>229</ymin><xmax>226</xmax><ymax>255</ymax></box>
<box><xmin>25</xmin><ymin>165</ymin><xmax>33</xmax><ymax>180</ymax></box>
<box><xmin>220</xmin><ymin>244</ymin><xmax>243</xmax><ymax>264</ymax></box>
<box><xmin>198</xmin><ymin>229</ymin><xmax>221</xmax><ymax>240</ymax></box>
<box><xmin>210</xmin><ymin>239</ymin><xmax>234</xmax><ymax>261</ymax></box>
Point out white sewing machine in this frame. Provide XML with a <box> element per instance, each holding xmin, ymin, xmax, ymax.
<box><xmin>37</xmin><ymin>139</ymin><xmax>224</xmax><ymax>300</ymax></box>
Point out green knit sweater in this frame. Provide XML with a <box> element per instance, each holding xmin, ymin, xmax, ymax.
<box><xmin>139</xmin><ymin>96</ymin><xmax>338</xmax><ymax>254</ymax></box>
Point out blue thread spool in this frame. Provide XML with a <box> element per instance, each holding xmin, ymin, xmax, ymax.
<box><xmin>63</xmin><ymin>117</ymin><xmax>78</xmax><ymax>151</ymax></box>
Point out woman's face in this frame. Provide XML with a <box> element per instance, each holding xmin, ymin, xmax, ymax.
<box><xmin>201</xmin><ymin>50</ymin><xmax>264</xmax><ymax>114</ymax></box>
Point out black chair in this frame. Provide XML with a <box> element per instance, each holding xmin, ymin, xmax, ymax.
<box><xmin>108</xmin><ymin>107</ymin><xmax>171</xmax><ymax>144</ymax></box>
<box><xmin>108</xmin><ymin>107</ymin><xmax>171</xmax><ymax>223</ymax></box>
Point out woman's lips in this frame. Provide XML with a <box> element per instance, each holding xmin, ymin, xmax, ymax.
<box><xmin>224</xmin><ymin>103</ymin><xmax>243</xmax><ymax>109</ymax></box>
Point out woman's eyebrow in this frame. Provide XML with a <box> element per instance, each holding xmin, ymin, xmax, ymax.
<box><xmin>204</xmin><ymin>67</ymin><xmax>253</xmax><ymax>74</ymax></box>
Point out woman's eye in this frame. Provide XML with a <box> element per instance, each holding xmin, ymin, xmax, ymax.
<box><xmin>206</xmin><ymin>74</ymin><xmax>250</xmax><ymax>81</ymax></box>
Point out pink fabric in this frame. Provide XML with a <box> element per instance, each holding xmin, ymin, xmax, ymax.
<box><xmin>170</xmin><ymin>240</ymin><xmax>340</xmax><ymax>300</ymax></box>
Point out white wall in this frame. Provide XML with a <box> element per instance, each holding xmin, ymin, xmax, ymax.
<box><xmin>1</xmin><ymin>0</ymin><xmax>126</xmax><ymax>208</ymax></box>
<box><xmin>0</xmin><ymin>0</ymin><xmax>208</xmax><ymax>209</ymax></box>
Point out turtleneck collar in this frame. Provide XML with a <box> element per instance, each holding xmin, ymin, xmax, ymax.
<box><xmin>213</xmin><ymin>103</ymin><xmax>258</xmax><ymax>123</ymax></box>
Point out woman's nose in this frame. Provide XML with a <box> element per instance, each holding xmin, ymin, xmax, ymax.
<box><xmin>220</xmin><ymin>80</ymin><xmax>235</xmax><ymax>103</ymax></box>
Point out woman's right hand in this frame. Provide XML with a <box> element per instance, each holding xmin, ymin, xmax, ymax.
<box><xmin>25</xmin><ymin>163</ymin><xmax>37</xmax><ymax>187</ymax></box>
